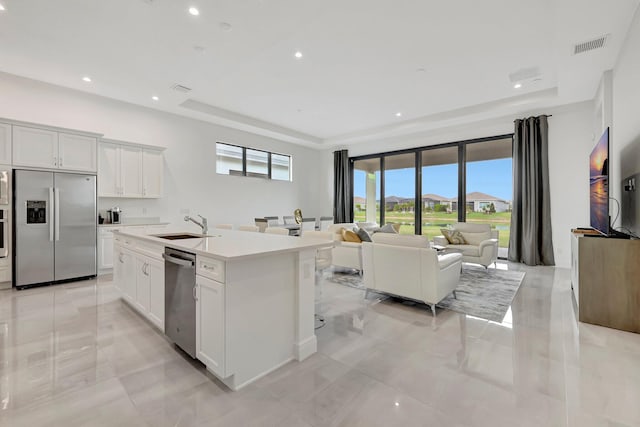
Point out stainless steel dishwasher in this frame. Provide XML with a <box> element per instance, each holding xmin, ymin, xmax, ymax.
<box><xmin>163</xmin><ymin>247</ymin><xmax>197</xmax><ymax>358</ymax></box>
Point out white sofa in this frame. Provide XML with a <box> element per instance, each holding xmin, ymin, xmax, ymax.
<box><xmin>327</xmin><ymin>223</ymin><xmax>362</xmax><ymax>272</ymax></box>
<box><xmin>362</xmin><ymin>233</ymin><xmax>462</xmax><ymax>316</ymax></box>
<box><xmin>433</xmin><ymin>222</ymin><xmax>498</xmax><ymax>269</ymax></box>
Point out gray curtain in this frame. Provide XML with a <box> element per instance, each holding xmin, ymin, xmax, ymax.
<box><xmin>508</xmin><ymin>116</ymin><xmax>555</xmax><ymax>266</ymax></box>
<box><xmin>333</xmin><ymin>150</ymin><xmax>352</xmax><ymax>223</ymax></box>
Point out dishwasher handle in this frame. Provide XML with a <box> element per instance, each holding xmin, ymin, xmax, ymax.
<box><xmin>162</xmin><ymin>253</ymin><xmax>195</xmax><ymax>267</ymax></box>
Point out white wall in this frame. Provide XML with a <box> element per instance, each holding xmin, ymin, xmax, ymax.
<box><xmin>0</xmin><ymin>72</ymin><xmax>325</xmax><ymax>226</ymax></box>
<box><xmin>322</xmin><ymin>101</ymin><xmax>595</xmax><ymax>268</ymax></box>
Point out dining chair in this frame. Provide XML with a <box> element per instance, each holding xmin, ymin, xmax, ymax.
<box><xmin>264</xmin><ymin>216</ymin><xmax>280</xmax><ymax>227</ymax></box>
<box><xmin>215</xmin><ymin>224</ymin><xmax>233</xmax><ymax>230</ymax></box>
<box><xmin>318</xmin><ymin>216</ymin><xmax>334</xmax><ymax>231</ymax></box>
<box><xmin>301</xmin><ymin>217</ymin><xmax>316</xmax><ymax>234</ymax></box>
<box><xmin>264</xmin><ymin>227</ymin><xmax>289</xmax><ymax>235</ymax></box>
<box><xmin>254</xmin><ymin>218</ymin><xmax>268</xmax><ymax>232</ymax></box>
<box><xmin>239</xmin><ymin>225</ymin><xmax>259</xmax><ymax>232</ymax></box>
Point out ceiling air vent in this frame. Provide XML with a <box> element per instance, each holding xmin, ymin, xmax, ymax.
<box><xmin>573</xmin><ymin>34</ymin><xmax>609</xmax><ymax>55</ymax></box>
<box><xmin>171</xmin><ymin>84</ymin><xmax>192</xmax><ymax>94</ymax></box>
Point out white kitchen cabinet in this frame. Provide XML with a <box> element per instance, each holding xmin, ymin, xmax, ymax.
<box><xmin>142</xmin><ymin>149</ymin><xmax>163</xmax><ymax>198</ymax></box>
<box><xmin>120</xmin><ymin>146</ymin><xmax>144</xmax><ymax>197</ymax></box>
<box><xmin>13</xmin><ymin>125</ymin><xmax>97</xmax><ymax>171</ymax></box>
<box><xmin>147</xmin><ymin>257</ymin><xmax>164</xmax><ymax>330</ymax></box>
<box><xmin>98</xmin><ymin>140</ymin><xmax>164</xmax><ymax>198</ymax></box>
<box><xmin>135</xmin><ymin>257</ymin><xmax>151</xmax><ymax>313</ymax></box>
<box><xmin>113</xmin><ymin>244</ymin><xmax>123</xmax><ymax>293</ymax></box>
<box><xmin>0</xmin><ymin>122</ymin><xmax>12</xmax><ymax>164</ymax></box>
<box><xmin>121</xmin><ymin>248</ymin><xmax>136</xmax><ymax>304</ymax></box>
<box><xmin>98</xmin><ymin>143</ymin><xmax>120</xmax><ymax>197</ymax></box>
<box><xmin>196</xmin><ymin>275</ymin><xmax>226</xmax><ymax>378</ymax></box>
<box><xmin>58</xmin><ymin>133</ymin><xmax>97</xmax><ymax>172</ymax></box>
<box><xmin>99</xmin><ymin>232</ymin><xmax>115</xmax><ymax>269</ymax></box>
<box><xmin>12</xmin><ymin>126</ymin><xmax>58</xmax><ymax>168</ymax></box>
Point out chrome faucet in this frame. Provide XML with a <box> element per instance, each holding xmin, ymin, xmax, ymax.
<box><xmin>184</xmin><ymin>214</ymin><xmax>208</xmax><ymax>235</ymax></box>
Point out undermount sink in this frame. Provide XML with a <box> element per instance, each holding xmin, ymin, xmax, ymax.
<box><xmin>153</xmin><ymin>233</ymin><xmax>207</xmax><ymax>240</ymax></box>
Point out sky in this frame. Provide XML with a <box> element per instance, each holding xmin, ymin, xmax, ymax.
<box><xmin>354</xmin><ymin>158</ymin><xmax>513</xmax><ymax>201</ymax></box>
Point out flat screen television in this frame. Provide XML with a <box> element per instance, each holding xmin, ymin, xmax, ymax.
<box><xmin>590</xmin><ymin>128</ymin><xmax>610</xmax><ymax>235</ymax></box>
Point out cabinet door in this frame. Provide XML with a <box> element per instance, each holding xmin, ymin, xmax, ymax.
<box><xmin>196</xmin><ymin>275</ymin><xmax>225</xmax><ymax>377</ymax></box>
<box><xmin>58</xmin><ymin>133</ymin><xmax>97</xmax><ymax>172</ymax></box>
<box><xmin>135</xmin><ymin>256</ymin><xmax>150</xmax><ymax>313</ymax></box>
<box><xmin>12</xmin><ymin>126</ymin><xmax>58</xmax><ymax>168</ymax></box>
<box><xmin>98</xmin><ymin>143</ymin><xmax>121</xmax><ymax>197</ymax></box>
<box><xmin>142</xmin><ymin>149</ymin><xmax>163</xmax><ymax>198</ymax></box>
<box><xmin>147</xmin><ymin>257</ymin><xmax>165</xmax><ymax>331</ymax></box>
<box><xmin>120</xmin><ymin>146</ymin><xmax>143</xmax><ymax>197</ymax></box>
<box><xmin>98</xmin><ymin>233</ymin><xmax>114</xmax><ymax>270</ymax></box>
<box><xmin>122</xmin><ymin>249</ymin><xmax>136</xmax><ymax>303</ymax></box>
<box><xmin>0</xmin><ymin>123</ymin><xmax>11</xmax><ymax>165</ymax></box>
<box><xmin>113</xmin><ymin>245</ymin><xmax>123</xmax><ymax>293</ymax></box>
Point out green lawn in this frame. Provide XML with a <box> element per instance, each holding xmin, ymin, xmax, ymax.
<box><xmin>354</xmin><ymin>210</ymin><xmax>510</xmax><ymax>247</ymax></box>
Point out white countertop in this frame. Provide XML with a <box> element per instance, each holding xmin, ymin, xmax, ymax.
<box><xmin>114</xmin><ymin>227</ymin><xmax>333</xmax><ymax>261</ymax></box>
<box><xmin>99</xmin><ymin>222</ymin><xmax>170</xmax><ymax>228</ymax></box>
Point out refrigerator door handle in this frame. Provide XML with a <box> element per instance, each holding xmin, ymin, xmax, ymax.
<box><xmin>49</xmin><ymin>187</ymin><xmax>54</xmax><ymax>241</ymax></box>
<box><xmin>54</xmin><ymin>188</ymin><xmax>60</xmax><ymax>241</ymax></box>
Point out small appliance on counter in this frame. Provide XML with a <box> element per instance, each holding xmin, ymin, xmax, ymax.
<box><xmin>107</xmin><ymin>207</ymin><xmax>122</xmax><ymax>224</ymax></box>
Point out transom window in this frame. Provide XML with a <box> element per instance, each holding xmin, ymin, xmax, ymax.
<box><xmin>216</xmin><ymin>142</ymin><xmax>292</xmax><ymax>181</ymax></box>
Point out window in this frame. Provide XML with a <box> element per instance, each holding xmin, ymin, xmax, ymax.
<box><xmin>215</xmin><ymin>142</ymin><xmax>292</xmax><ymax>181</ymax></box>
<box><xmin>350</xmin><ymin>134</ymin><xmax>513</xmax><ymax>257</ymax></box>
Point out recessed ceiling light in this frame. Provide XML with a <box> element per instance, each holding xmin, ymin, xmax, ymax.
<box><xmin>0</xmin><ymin>4</ymin><xmax>5</xmax><ymax>11</ymax></box>
<box><xmin>219</xmin><ymin>22</ymin><xmax>232</xmax><ymax>32</ymax></box>
<box><xmin>82</xmin><ymin>76</ymin><xmax>92</xmax><ymax>83</ymax></box>
<box><xmin>152</xmin><ymin>96</ymin><xmax>159</xmax><ymax>101</ymax></box>
<box><xmin>513</xmin><ymin>83</ymin><xmax>522</xmax><ymax>89</ymax></box>
<box><xmin>188</xmin><ymin>7</ymin><xmax>199</xmax><ymax>16</ymax></box>
<box><xmin>395</xmin><ymin>112</ymin><xmax>402</xmax><ymax>117</ymax></box>
<box><xmin>294</xmin><ymin>51</ymin><xmax>303</xmax><ymax>59</ymax></box>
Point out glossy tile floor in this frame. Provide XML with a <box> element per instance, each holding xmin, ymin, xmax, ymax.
<box><xmin>1</xmin><ymin>262</ymin><xmax>640</xmax><ymax>426</ymax></box>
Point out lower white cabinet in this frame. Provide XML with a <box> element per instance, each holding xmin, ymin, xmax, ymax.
<box><xmin>147</xmin><ymin>258</ymin><xmax>164</xmax><ymax>330</ymax></box>
<box><xmin>113</xmin><ymin>242</ymin><xmax>164</xmax><ymax>331</ymax></box>
<box><xmin>196</xmin><ymin>274</ymin><xmax>226</xmax><ymax>378</ymax></box>
<box><xmin>99</xmin><ymin>225</ymin><xmax>167</xmax><ymax>271</ymax></box>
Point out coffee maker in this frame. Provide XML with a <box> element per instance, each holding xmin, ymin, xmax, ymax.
<box><xmin>107</xmin><ymin>207</ymin><xmax>122</xmax><ymax>224</ymax></box>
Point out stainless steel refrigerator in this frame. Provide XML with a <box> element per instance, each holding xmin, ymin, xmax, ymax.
<box><xmin>14</xmin><ymin>170</ymin><xmax>97</xmax><ymax>289</ymax></box>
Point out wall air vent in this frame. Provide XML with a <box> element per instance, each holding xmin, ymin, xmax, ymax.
<box><xmin>171</xmin><ymin>84</ymin><xmax>192</xmax><ymax>93</ymax></box>
<box><xmin>573</xmin><ymin>35</ymin><xmax>609</xmax><ymax>55</ymax></box>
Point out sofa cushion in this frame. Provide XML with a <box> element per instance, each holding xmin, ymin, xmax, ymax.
<box><xmin>446</xmin><ymin>244</ymin><xmax>480</xmax><ymax>256</ymax></box>
<box><xmin>438</xmin><ymin>253</ymin><xmax>463</xmax><ymax>269</ymax></box>
<box><xmin>356</xmin><ymin>222</ymin><xmax>379</xmax><ymax>232</ymax></box>
<box><xmin>371</xmin><ymin>233</ymin><xmax>429</xmax><ymax>248</ymax></box>
<box><xmin>460</xmin><ymin>231</ymin><xmax>491</xmax><ymax>246</ymax></box>
<box><xmin>341</xmin><ymin>229</ymin><xmax>362</xmax><ymax>243</ymax></box>
<box><xmin>355</xmin><ymin>227</ymin><xmax>372</xmax><ymax>242</ymax></box>
<box><xmin>441</xmin><ymin>229</ymin><xmax>466</xmax><ymax>244</ymax></box>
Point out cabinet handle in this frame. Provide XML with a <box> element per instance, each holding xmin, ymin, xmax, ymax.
<box><xmin>193</xmin><ymin>285</ymin><xmax>198</xmax><ymax>301</ymax></box>
<box><xmin>60</xmin><ymin>157</ymin><xmax>63</xmax><ymax>166</ymax></box>
<box><xmin>144</xmin><ymin>263</ymin><xmax>149</xmax><ymax>276</ymax></box>
<box><xmin>119</xmin><ymin>254</ymin><xmax>124</xmax><ymax>263</ymax></box>
<box><xmin>202</xmin><ymin>264</ymin><xmax>215</xmax><ymax>271</ymax></box>
<box><xmin>53</xmin><ymin>156</ymin><xmax>57</xmax><ymax>166</ymax></box>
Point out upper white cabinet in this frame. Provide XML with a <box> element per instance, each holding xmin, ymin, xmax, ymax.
<box><xmin>12</xmin><ymin>125</ymin><xmax>97</xmax><ymax>172</ymax></box>
<box><xmin>0</xmin><ymin>123</ymin><xmax>12</xmax><ymax>164</ymax></box>
<box><xmin>58</xmin><ymin>133</ymin><xmax>97</xmax><ymax>172</ymax></box>
<box><xmin>98</xmin><ymin>140</ymin><xmax>164</xmax><ymax>198</ymax></box>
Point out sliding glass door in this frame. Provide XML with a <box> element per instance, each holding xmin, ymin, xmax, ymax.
<box><xmin>383</xmin><ymin>153</ymin><xmax>416</xmax><ymax>234</ymax></box>
<box><xmin>421</xmin><ymin>146</ymin><xmax>459</xmax><ymax>240</ymax></box>
<box><xmin>465</xmin><ymin>138</ymin><xmax>513</xmax><ymax>257</ymax></box>
<box><xmin>353</xmin><ymin>158</ymin><xmax>381</xmax><ymax>225</ymax></box>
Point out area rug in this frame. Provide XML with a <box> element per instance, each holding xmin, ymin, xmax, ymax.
<box><xmin>328</xmin><ymin>266</ymin><xmax>525</xmax><ymax>323</ymax></box>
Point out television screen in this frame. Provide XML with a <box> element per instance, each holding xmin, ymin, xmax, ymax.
<box><xmin>590</xmin><ymin>128</ymin><xmax>610</xmax><ymax>235</ymax></box>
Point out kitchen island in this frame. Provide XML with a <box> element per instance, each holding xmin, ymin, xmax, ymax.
<box><xmin>112</xmin><ymin>228</ymin><xmax>331</xmax><ymax>391</ymax></box>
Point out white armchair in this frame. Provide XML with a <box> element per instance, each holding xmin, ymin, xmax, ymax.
<box><xmin>326</xmin><ymin>223</ymin><xmax>362</xmax><ymax>272</ymax></box>
<box><xmin>362</xmin><ymin>233</ymin><xmax>462</xmax><ymax>317</ymax></box>
<box><xmin>433</xmin><ymin>222</ymin><xmax>498</xmax><ymax>269</ymax></box>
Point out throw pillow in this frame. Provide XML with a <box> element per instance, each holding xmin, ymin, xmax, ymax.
<box><xmin>460</xmin><ymin>231</ymin><xmax>491</xmax><ymax>246</ymax></box>
<box><xmin>380</xmin><ymin>223</ymin><xmax>398</xmax><ymax>234</ymax></box>
<box><xmin>341</xmin><ymin>229</ymin><xmax>362</xmax><ymax>243</ymax></box>
<box><xmin>355</xmin><ymin>227</ymin><xmax>372</xmax><ymax>242</ymax></box>
<box><xmin>441</xmin><ymin>229</ymin><xmax>466</xmax><ymax>244</ymax></box>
